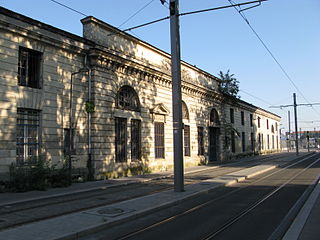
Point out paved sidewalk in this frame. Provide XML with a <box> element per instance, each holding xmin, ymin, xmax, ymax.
<box><xmin>0</xmin><ymin>152</ymin><xmax>314</xmax><ymax>240</ymax></box>
<box><xmin>0</xmin><ymin>164</ymin><xmax>277</xmax><ymax>240</ymax></box>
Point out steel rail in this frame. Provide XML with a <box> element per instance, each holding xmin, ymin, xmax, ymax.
<box><xmin>0</xmin><ymin>154</ymin><xmax>288</xmax><ymax>230</ymax></box>
<box><xmin>116</xmin><ymin>153</ymin><xmax>318</xmax><ymax>240</ymax></box>
<box><xmin>201</xmin><ymin>156</ymin><xmax>320</xmax><ymax>240</ymax></box>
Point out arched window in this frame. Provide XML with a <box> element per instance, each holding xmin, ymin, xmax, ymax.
<box><xmin>182</xmin><ymin>101</ymin><xmax>189</xmax><ymax>120</ymax></box>
<box><xmin>116</xmin><ymin>86</ymin><xmax>140</xmax><ymax>111</ymax></box>
<box><xmin>210</xmin><ymin>108</ymin><xmax>220</xmax><ymax>125</ymax></box>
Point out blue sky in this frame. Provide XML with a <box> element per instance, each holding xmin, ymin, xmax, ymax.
<box><xmin>1</xmin><ymin>0</ymin><xmax>319</xmax><ymax>133</ymax></box>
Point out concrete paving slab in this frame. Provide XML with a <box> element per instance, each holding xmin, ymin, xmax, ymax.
<box><xmin>0</xmin><ymin>163</ymin><xmax>279</xmax><ymax>240</ymax></box>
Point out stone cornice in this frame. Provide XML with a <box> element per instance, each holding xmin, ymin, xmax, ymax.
<box><xmin>89</xmin><ymin>48</ymin><xmax>223</xmax><ymax>102</ymax></box>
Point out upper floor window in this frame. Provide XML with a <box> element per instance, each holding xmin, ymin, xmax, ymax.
<box><xmin>250</xmin><ymin>114</ymin><xmax>253</xmax><ymax>127</ymax></box>
<box><xmin>271</xmin><ymin>125</ymin><xmax>275</xmax><ymax>133</ymax></box>
<box><xmin>230</xmin><ymin>108</ymin><xmax>234</xmax><ymax>124</ymax></box>
<box><xmin>258</xmin><ymin>117</ymin><xmax>261</xmax><ymax>128</ymax></box>
<box><xmin>275</xmin><ymin>122</ymin><xmax>278</xmax><ymax>131</ymax></box>
<box><xmin>267</xmin><ymin>119</ymin><xmax>269</xmax><ymax>129</ymax></box>
<box><xmin>241</xmin><ymin>111</ymin><xmax>245</xmax><ymax>125</ymax></box>
<box><xmin>116</xmin><ymin>86</ymin><xmax>140</xmax><ymax>111</ymax></box>
<box><xmin>182</xmin><ymin>101</ymin><xmax>189</xmax><ymax>120</ymax></box>
<box><xmin>210</xmin><ymin>108</ymin><xmax>220</xmax><ymax>125</ymax></box>
<box><xmin>18</xmin><ymin>47</ymin><xmax>42</xmax><ymax>89</ymax></box>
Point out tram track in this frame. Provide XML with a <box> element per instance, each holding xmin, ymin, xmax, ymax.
<box><xmin>112</xmin><ymin>153</ymin><xmax>320</xmax><ymax>240</ymax></box>
<box><xmin>0</xmin><ymin>153</ymin><xmax>310</xmax><ymax>232</ymax></box>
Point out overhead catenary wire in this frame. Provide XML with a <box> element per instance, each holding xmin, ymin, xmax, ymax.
<box><xmin>49</xmin><ymin>0</ymin><xmax>87</xmax><ymax>17</ymax></box>
<box><xmin>227</xmin><ymin>0</ymin><xmax>320</xmax><ymax>118</ymax></box>
<box><xmin>118</xmin><ymin>0</ymin><xmax>156</xmax><ymax>28</ymax></box>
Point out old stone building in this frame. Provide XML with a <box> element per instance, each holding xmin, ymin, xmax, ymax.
<box><xmin>0</xmin><ymin>7</ymin><xmax>280</xmax><ymax>180</ymax></box>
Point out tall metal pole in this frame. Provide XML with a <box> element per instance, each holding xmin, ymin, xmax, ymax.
<box><xmin>293</xmin><ymin>93</ymin><xmax>299</xmax><ymax>155</ymax></box>
<box><xmin>170</xmin><ymin>0</ymin><xmax>184</xmax><ymax>192</ymax></box>
<box><xmin>288</xmin><ymin>110</ymin><xmax>291</xmax><ymax>151</ymax></box>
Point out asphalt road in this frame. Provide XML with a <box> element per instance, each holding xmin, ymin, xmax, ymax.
<box><xmin>82</xmin><ymin>153</ymin><xmax>320</xmax><ymax>240</ymax></box>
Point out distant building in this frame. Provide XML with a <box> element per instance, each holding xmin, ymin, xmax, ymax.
<box><xmin>0</xmin><ymin>7</ymin><xmax>281</xmax><ymax>179</ymax></box>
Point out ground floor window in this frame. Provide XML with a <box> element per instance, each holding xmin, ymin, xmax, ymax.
<box><xmin>16</xmin><ymin>108</ymin><xmax>40</xmax><ymax>166</ymax></box>
<box><xmin>231</xmin><ymin>130</ymin><xmax>236</xmax><ymax>153</ymax></box>
<box><xmin>184</xmin><ymin>125</ymin><xmax>191</xmax><ymax>156</ymax></box>
<box><xmin>154</xmin><ymin>122</ymin><xmax>165</xmax><ymax>158</ymax></box>
<box><xmin>131</xmin><ymin>119</ymin><xmax>141</xmax><ymax>161</ymax></box>
<box><xmin>267</xmin><ymin>134</ymin><xmax>270</xmax><ymax>149</ymax></box>
<box><xmin>251</xmin><ymin>132</ymin><xmax>255</xmax><ymax>151</ymax></box>
<box><xmin>197</xmin><ymin>127</ymin><xmax>204</xmax><ymax>156</ymax></box>
<box><xmin>242</xmin><ymin>132</ymin><xmax>246</xmax><ymax>152</ymax></box>
<box><xmin>115</xmin><ymin>117</ymin><xmax>127</xmax><ymax>162</ymax></box>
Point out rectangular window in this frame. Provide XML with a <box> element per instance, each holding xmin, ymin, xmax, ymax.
<box><xmin>154</xmin><ymin>122</ymin><xmax>165</xmax><ymax>158</ymax></box>
<box><xmin>250</xmin><ymin>114</ymin><xmax>253</xmax><ymax>127</ymax></box>
<box><xmin>241</xmin><ymin>111</ymin><xmax>245</xmax><ymax>125</ymax></box>
<box><xmin>251</xmin><ymin>132</ymin><xmax>255</xmax><ymax>151</ymax></box>
<box><xmin>242</xmin><ymin>132</ymin><xmax>246</xmax><ymax>152</ymax></box>
<box><xmin>258</xmin><ymin>117</ymin><xmax>261</xmax><ymax>128</ymax></box>
<box><xmin>230</xmin><ymin>108</ymin><xmax>234</xmax><ymax>124</ymax></box>
<box><xmin>64</xmin><ymin>128</ymin><xmax>75</xmax><ymax>155</ymax></box>
<box><xmin>258</xmin><ymin>133</ymin><xmax>261</xmax><ymax>151</ymax></box>
<box><xmin>184</xmin><ymin>125</ymin><xmax>191</xmax><ymax>156</ymax></box>
<box><xmin>261</xmin><ymin>133</ymin><xmax>264</xmax><ymax>149</ymax></box>
<box><xmin>115</xmin><ymin>117</ymin><xmax>127</xmax><ymax>162</ymax></box>
<box><xmin>18</xmin><ymin>47</ymin><xmax>42</xmax><ymax>88</ymax></box>
<box><xmin>231</xmin><ymin>130</ymin><xmax>236</xmax><ymax>153</ymax></box>
<box><xmin>267</xmin><ymin>119</ymin><xmax>269</xmax><ymax>129</ymax></box>
<box><xmin>131</xmin><ymin>119</ymin><xmax>141</xmax><ymax>161</ymax></box>
<box><xmin>16</xmin><ymin>108</ymin><xmax>40</xmax><ymax>166</ymax></box>
<box><xmin>272</xmin><ymin>135</ymin><xmax>275</xmax><ymax>149</ymax></box>
<box><xmin>197</xmin><ymin>127</ymin><xmax>204</xmax><ymax>156</ymax></box>
<box><xmin>267</xmin><ymin>134</ymin><xmax>270</xmax><ymax>149</ymax></box>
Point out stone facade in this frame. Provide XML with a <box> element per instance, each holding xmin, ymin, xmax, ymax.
<box><xmin>0</xmin><ymin>7</ymin><xmax>280</xmax><ymax>180</ymax></box>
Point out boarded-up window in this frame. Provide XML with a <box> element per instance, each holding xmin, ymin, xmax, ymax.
<box><xmin>154</xmin><ymin>122</ymin><xmax>165</xmax><ymax>158</ymax></box>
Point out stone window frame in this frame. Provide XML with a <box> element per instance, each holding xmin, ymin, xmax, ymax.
<box><xmin>16</xmin><ymin>108</ymin><xmax>41</xmax><ymax>166</ymax></box>
<box><xmin>18</xmin><ymin>46</ymin><xmax>43</xmax><ymax>89</ymax></box>
<box><xmin>116</xmin><ymin>85</ymin><xmax>140</xmax><ymax>112</ymax></box>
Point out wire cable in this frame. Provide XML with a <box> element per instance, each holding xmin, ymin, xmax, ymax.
<box><xmin>49</xmin><ymin>0</ymin><xmax>87</xmax><ymax>17</ymax></box>
<box><xmin>227</xmin><ymin>0</ymin><xmax>320</xmax><ymax>118</ymax></box>
<box><xmin>118</xmin><ymin>0</ymin><xmax>156</xmax><ymax>28</ymax></box>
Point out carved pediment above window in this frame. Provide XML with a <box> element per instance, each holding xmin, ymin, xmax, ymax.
<box><xmin>150</xmin><ymin>103</ymin><xmax>170</xmax><ymax>122</ymax></box>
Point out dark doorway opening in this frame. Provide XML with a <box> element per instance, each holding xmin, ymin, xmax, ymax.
<box><xmin>209</xmin><ymin>127</ymin><xmax>219</xmax><ymax>162</ymax></box>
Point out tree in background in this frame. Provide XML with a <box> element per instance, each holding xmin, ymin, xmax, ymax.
<box><xmin>218</xmin><ymin>70</ymin><xmax>240</xmax><ymax>98</ymax></box>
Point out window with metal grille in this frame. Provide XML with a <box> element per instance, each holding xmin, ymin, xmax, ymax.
<box><xmin>197</xmin><ymin>126</ymin><xmax>204</xmax><ymax>156</ymax></box>
<box><xmin>16</xmin><ymin>108</ymin><xmax>40</xmax><ymax>166</ymax></box>
<box><xmin>154</xmin><ymin>122</ymin><xmax>165</xmax><ymax>158</ymax></box>
<box><xmin>116</xmin><ymin>86</ymin><xmax>140</xmax><ymax>111</ymax></box>
<box><xmin>131</xmin><ymin>119</ymin><xmax>141</xmax><ymax>161</ymax></box>
<box><xmin>230</xmin><ymin>108</ymin><xmax>234</xmax><ymax>124</ymax></box>
<box><xmin>115</xmin><ymin>117</ymin><xmax>127</xmax><ymax>162</ymax></box>
<box><xmin>18</xmin><ymin>47</ymin><xmax>42</xmax><ymax>89</ymax></box>
<box><xmin>184</xmin><ymin>125</ymin><xmax>191</xmax><ymax>156</ymax></box>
